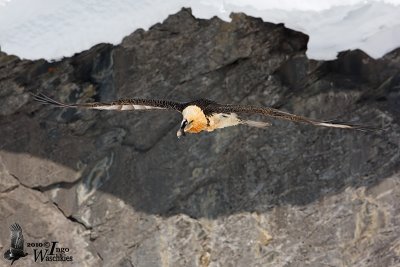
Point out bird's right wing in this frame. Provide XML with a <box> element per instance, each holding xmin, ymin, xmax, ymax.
<box><xmin>33</xmin><ymin>93</ymin><xmax>185</xmax><ymax>113</ymax></box>
<box><xmin>10</xmin><ymin>223</ymin><xmax>24</xmax><ymax>251</ymax></box>
<box><xmin>207</xmin><ymin>103</ymin><xmax>379</xmax><ymax>132</ymax></box>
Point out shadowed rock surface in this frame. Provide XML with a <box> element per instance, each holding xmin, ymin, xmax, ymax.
<box><xmin>1</xmin><ymin>8</ymin><xmax>400</xmax><ymax>267</ymax></box>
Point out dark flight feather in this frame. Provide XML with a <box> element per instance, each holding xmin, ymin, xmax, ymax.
<box><xmin>32</xmin><ymin>93</ymin><xmax>184</xmax><ymax>112</ymax></box>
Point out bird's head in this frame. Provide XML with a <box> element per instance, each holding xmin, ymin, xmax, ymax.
<box><xmin>177</xmin><ymin>119</ymin><xmax>189</xmax><ymax>138</ymax></box>
<box><xmin>177</xmin><ymin>105</ymin><xmax>208</xmax><ymax>138</ymax></box>
<box><xmin>4</xmin><ymin>249</ymin><xmax>12</xmax><ymax>260</ymax></box>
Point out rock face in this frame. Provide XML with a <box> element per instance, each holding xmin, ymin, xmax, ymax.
<box><xmin>1</xmin><ymin>8</ymin><xmax>400</xmax><ymax>267</ymax></box>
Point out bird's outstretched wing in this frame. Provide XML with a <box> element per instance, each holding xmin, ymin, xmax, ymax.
<box><xmin>207</xmin><ymin>103</ymin><xmax>379</xmax><ymax>131</ymax></box>
<box><xmin>33</xmin><ymin>93</ymin><xmax>184</xmax><ymax>112</ymax></box>
<box><xmin>9</xmin><ymin>223</ymin><xmax>24</xmax><ymax>251</ymax></box>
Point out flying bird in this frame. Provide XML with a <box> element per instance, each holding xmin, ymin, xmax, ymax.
<box><xmin>3</xmin><ymin>223</ymin><xmax>28</xmax><ymax>265</ymax></box>
<box><xmin>33</xmin><ymin>93</ymin><xmax>376</xmax><ymax>137</ymax></box>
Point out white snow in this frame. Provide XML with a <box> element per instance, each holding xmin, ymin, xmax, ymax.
<box><xmin>0</xmin><ymin>0</ymin><xmax>399</xmax><ymax>60</ymax></box>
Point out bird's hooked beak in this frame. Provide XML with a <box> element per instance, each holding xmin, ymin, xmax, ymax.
<box><xmin>177</xmin><ymin>128</ymin><xmax>186</xmax><ymax>138</ymax></box>
<box><xmin>177</xmin><ymin>119</ymin><xmax>188</xmax><ymax>139</ymax></box>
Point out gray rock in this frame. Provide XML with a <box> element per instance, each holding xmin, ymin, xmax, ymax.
<box><xmin>0</xmin><ymin>7</ymin><xmax>399</xmax><ymax>267</ymax></box>
<box><xmin>0</xmin><ymin>178</ymin><xmax>101</xmax><ymax>266</ymax></box>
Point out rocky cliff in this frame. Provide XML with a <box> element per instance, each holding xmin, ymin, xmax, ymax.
<box><xmin>0</xmin><ymin>8</ymin><xmax>399</xmax><ymax>267</ymax></box>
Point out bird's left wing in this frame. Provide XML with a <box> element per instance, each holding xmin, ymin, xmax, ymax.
<box><xmin>206</xmin><ymin>103</ymin><xmax>379</xmax><ymax>131</ymax></box>
<box><xmin>33</xmin><ymin>93</ymin><xmax>184</xmax><ymax>113</ymax></box>
<box><xmin>9</xmin><ymin>223</ymin><xmax>24</xmax><ymax>251</ymax></box>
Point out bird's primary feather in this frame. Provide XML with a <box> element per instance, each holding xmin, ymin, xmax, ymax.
<box><xmin>32</xmin><ymin>93</ymin><xmax>184</xmax><ymax>112</ymax></box>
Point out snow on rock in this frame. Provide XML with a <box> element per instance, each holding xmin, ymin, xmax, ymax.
<box><xmin>0</xmin><ymin>0</ymin><xmax>399</xmax><ymax>60</ymax></box>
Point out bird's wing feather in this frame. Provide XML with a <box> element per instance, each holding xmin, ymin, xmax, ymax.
<box><xmin>207</xmin><ymin>103</ymin><xmax>379</xmax><ymax>131</ymax></box>
<box><xmin>33</xmin><ymin>93</ymin><xmax>184</xmax><ymax>112</ymax></box>
<box><xmin>10</xmin><ymin>223</ymin><xmax>24</xmax><ymax>250</ymax></box>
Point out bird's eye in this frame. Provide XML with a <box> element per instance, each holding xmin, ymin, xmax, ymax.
<box><xmin>181</xmin><ymin>120</ymin><xmax>188</xmax><ymax>128</ymax></box>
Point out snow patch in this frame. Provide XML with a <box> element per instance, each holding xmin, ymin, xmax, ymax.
<box><xmin>0</xmin><ymin>0</ymin><xmax>399</xmax><ymax>60</ymax></box>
